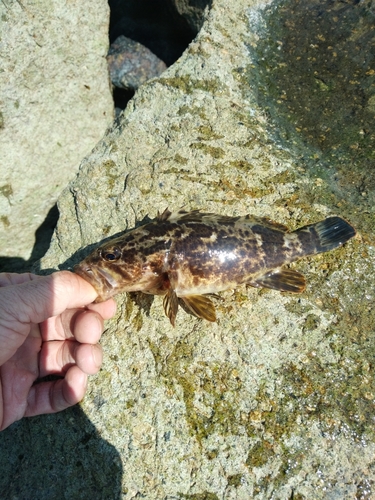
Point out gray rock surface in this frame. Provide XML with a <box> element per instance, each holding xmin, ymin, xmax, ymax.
<box><xmin>1</xmin><ymin>0</ymin><xmax>375</xmax><ymax>498</ymax></box>
<box><xmin>0</xmin><ymin>0</ymin><xmax>113</xmax><ymax>267</ymax></box>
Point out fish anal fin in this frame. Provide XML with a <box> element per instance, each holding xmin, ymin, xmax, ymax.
<box><xmin>181</xmin><ymin>295</ymin><xmax>217</xmax><ymax>322</ymax></box>
<box><xmin>163</xmin><ymin>289</ymin><xmax>179</xmax><ymax>326</ymax></box>
<box><xmin>252</xmin><ymin>269</ymin><xmax>306</xmax><ymax>293</ymax></box>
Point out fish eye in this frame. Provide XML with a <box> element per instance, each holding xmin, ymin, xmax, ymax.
<box><xmin>101</xmin><ymin>246</ymin><xmax>121</xmax><ymax>261</ymax></box>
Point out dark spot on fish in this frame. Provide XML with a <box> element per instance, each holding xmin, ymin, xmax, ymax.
<box><xmin>142</xmin><ymin>240</ymin><xmax>169</xmax><ymax>256</ymax></box>
<box><xmin>121</xmin><ymin>248</ymin><xmax>138</xmax><ymax>262</ymax></box>
<box><xmin>245</xmin><ymin>241</ymin><xmax>258</xmax><ymax>253</ymax></box>
<box><xmin>188</xmin><ymin>223</ymin><xmax>214</xmax><ymax>238</ymax></box>
<box><xmin>172</xmin><ymin>228</ymin><xmax>183</xmax><ymax>239</ymax></box>
<box><xmin>295</xmin><ymin>226</ymin><xmax>318</xmax><ymax>253</ymax></box>
<box><xmin>137</xmin><ymin>233</ymin><xmax>151</xmax><ymax>244</ymax></box>
<box><xmin>148</xmin><ymin>222</ymin><xmax>177</xmax><ymax>237</ymax></box>
<box><xmin>109</xmin><ymin>262</ymin><xmax>132</xmax><ymax>280</ymax></box>
<box><xmin>237</xmin><ymin>248</ymin><xmax>247</xmax><ymax>259</ymax></box>
<box><xmin>160</xmin><ymin>272</ymin><xmax>170</xmax><ymax>289</ymax></box>
<box><xmin>251</xmin><ymin>225</ymin><xmax>288</xmax><ymax>267</ymax></box>
<box><xmin>217</xmin><ymin>229</ymin><xmax>229</xmax><ymax>239</ymax></box>
<box><xmin>252</xmin><ymin>225</ymin><xmax>285</xmax><ymax>247</ymax></box>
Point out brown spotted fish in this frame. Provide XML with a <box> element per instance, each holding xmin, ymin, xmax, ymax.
<box><xmin>74</xmin><ymin>209</ymin><xmax>356</xmax><ymax>326</ymax></box>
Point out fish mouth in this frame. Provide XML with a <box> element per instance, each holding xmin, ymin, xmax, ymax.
<box><xmin>74</xmin><ymin>263</ymin><xmax>118</xmax><ymax>300</ymax></box>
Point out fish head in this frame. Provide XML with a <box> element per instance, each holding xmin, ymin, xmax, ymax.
<box><xmin>74</xmin><ymin>238</ymin><xmax>142</xmax><ymax>302</ymax></box>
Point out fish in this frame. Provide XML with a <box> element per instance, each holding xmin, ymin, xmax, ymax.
<box><xmin>74</xmin><ymin>209</ymin><xmax>356</xmax><ymax>326</ymax></box>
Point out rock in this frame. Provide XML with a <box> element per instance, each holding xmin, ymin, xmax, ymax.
<box><xmin>2</xmin><ymin>0</ymin><xmax>375</xmax><ymax>498</ymax></box>
<box><xmin>172</xmin><ymin>0</ymin><xmax>212</xmax><ymax>32</ymax></box>
<box><xmin>108</xmin><ymin>36</ymin><xmax>167</xmax><ymax>91</ymax></box>
<box><xmin>0</xmin><ymin>0</ymin><xmax>114</xmax><ymax>270</ymax></box>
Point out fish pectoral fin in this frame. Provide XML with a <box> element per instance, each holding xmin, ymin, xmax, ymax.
<box><xmin>181</xmin><ymin>295</ymin><xmax>217</xmax><ymax>322</ymax></box>
<box><xmin>252</xmin><ymin>269</ymin><xmax>306</xmax><ymax>293</ymax></box>
<box><xmin>163</xmin><ymin>289</ymin><xmax>179</xmax><ymax>327</ymax></box>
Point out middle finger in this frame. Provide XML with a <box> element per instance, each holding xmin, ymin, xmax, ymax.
<box><xmin>41</xmin><ymin>308</ymin><xmax>104</xmax><ymax>343</ymax></box>
<box><xmin>38</xmin><ymin>339</ymin><xmax>103</xmax><ymax>377</ymax></box>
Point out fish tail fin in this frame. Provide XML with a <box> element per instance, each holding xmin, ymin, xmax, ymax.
<box><xmin>296</xmin><ymin>217</ymin><xmax>356</xmax><ymax>255</ymax></box>
<box><xmin>313</xmin><ymin>217</ymin><xmax>356</xmax><ymax>252</ymax></box>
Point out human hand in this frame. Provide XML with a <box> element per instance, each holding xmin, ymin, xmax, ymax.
<box><xmin>0</xmin><ymin>270</ymin><xmax>116</xmax><ymax>431</ymax></box>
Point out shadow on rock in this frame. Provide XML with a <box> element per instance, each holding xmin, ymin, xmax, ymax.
<box><xmin>33</xmin><ymin>212</ymin><xmax>155</xmax><ymax>275</ymax></box>
<box><xmin>0</xmin><ymin>405</ymin><xmax>123</xmax><ymax>499</ymax></box>
<box><xmin>0</xmin><ymin>204</ymin><xmax>59</xmax><ymax>274</ymax></box>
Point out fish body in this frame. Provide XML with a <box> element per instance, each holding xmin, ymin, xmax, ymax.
<box><xmin>74</xmin><ymin>209</ymin><xmax>356</xmax><ymax>325</ymax></box>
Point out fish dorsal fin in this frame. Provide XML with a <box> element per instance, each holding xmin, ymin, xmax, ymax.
<box><xmin>157</xmin><ymin>209</ymin><xmax>290</xmax><ymax>230</ymax></box>
<box><xmin>181</xmin><ymin>295</ymin><xmax>217</xmax><ymax>322</ymax></box>
<box><xmin>156</xmin><ymin>208</ymin><xmax>204</xmax><ymax>223</ymax></box>
<box><xmin>163</xmin><ymin>289</ymin><xmax>179</xmax><ymax>326</ymax></box>
<box><xmin>252</xmin><ymin>269</ymin><xmax>306</xmax><ymax>293</ymax></box>
<box><xmin>243</xmin><ymin>215</ymin><xmax>289</xmax><ymax>232</ymax></box>
<box><xmin>175</xmin><ymin>209</ymin><xmax>204</xmax><ymax>222</ymax></box>
<box><xmin>157</xmin><ymin>208</ymin><xmax>172</xmax><ymax>221</ymax></box>
<box><xmin>160</xmin><ymin>209</ymin><xmax>239</xmax><ymax>224</ymax></box>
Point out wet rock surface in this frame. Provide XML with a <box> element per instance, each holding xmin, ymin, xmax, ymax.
<box><xmin>249</xmin><ymin>0</ymin><xmax>375</xmax><ymax>231</ymax></box>
<box><xmin>1</xmin><ymin>0</ymin><xmax>375</xmax><ymax>498</ymax></box>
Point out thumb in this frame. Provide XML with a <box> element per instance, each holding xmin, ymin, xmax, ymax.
<box><xmin>0</xmin><ymin>271</ymin><xmax>98</xmax><ymax>328</ymax></box>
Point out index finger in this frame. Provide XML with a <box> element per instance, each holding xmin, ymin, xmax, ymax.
<box><xmin>40</xmin><ymin>299</ymin><xmax>116</xmax><ymax>342</ymax></box>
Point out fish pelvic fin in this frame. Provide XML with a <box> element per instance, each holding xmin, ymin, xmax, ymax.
<box><xmin>252</xmin><ymin>269</ymin><xmax>306</xmax><ymax>293</ymax></box>
<box><xmin>296</xmin><ymin>216</ymin><xmax>356</xmax><ymax>254</ymax></box>
<box><xmin>181</xmin><ymin>295</ymin><xmax>217</xmax><ymax>322</ymax></box>
<box><xmin>163</xmin><ymin>289</ymin><xmax>179</xmax><ymax>326</ymax></box>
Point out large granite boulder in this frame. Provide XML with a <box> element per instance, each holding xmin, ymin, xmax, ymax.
<box><xmin>0</xmin><ymin>0</ymin><xmax>113</xmax><ymax>270</ymax></box>
<box><xmin>1</xmin><ymin>0</ymin><xmax>375</xmax><ymax>498</ymax></box>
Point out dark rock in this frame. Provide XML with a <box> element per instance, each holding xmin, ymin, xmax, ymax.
<box><xmin>108</xmin><ymin>35</ymin><xmax>167</xmax><ymax>91</ymax></box>
<box><xmin>109</xmin><ymin>0</ymin><xmax>196</xmax><ymax>66</ymax></box>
